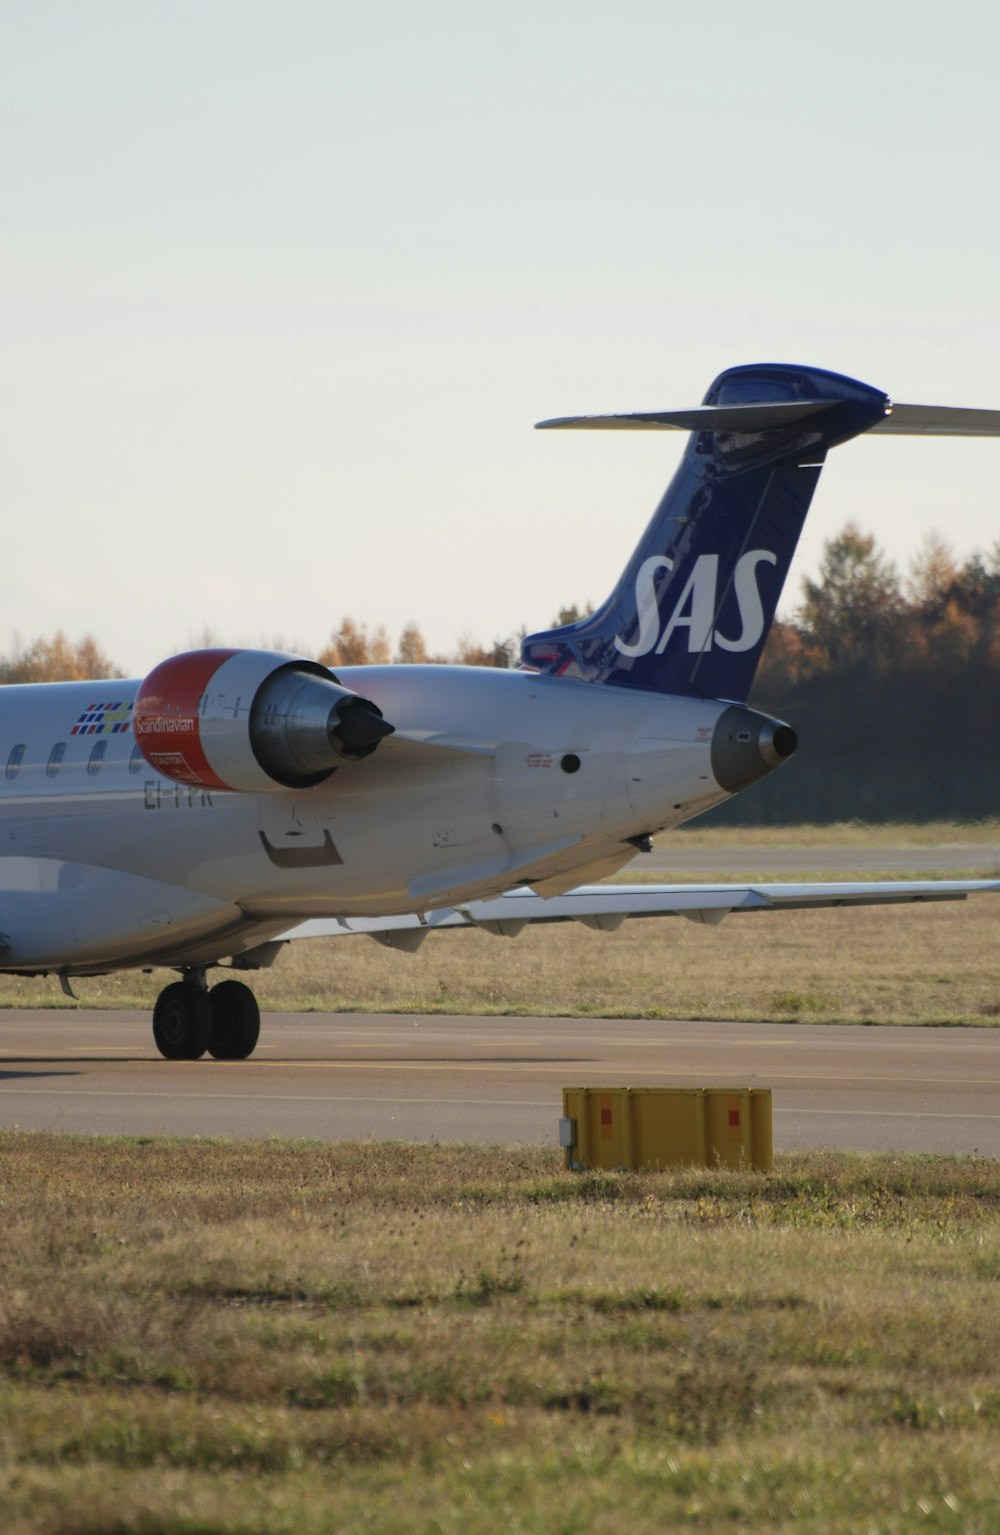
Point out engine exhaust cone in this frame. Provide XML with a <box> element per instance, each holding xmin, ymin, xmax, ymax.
<box><xmin>334</xmin><ymin>703</ymin><xmax>395</xmax><ymax>760</ymax></box>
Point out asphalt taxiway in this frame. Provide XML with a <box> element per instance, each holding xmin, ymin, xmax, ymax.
<box><xmin>1</xmin><ymin>1010</ymin><xmax>998</xmax><ymax>1155</ymax></box>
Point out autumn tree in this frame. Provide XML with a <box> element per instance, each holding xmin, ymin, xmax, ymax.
<box><xmin>395</xmin><ymin>623</ymin><xmax>429</xmax><ymax>664</ymax></box>
<box><xmin>453</xmin><ymin>633</ymin><xmax>513</xmax><ymax>668</ymax></box>
<box><xmin>0</xmin><ymin>632</ymin><xmax>124</xmax><ymax>684</ymax></box>
<box><xmin>958</xmin><ymin>552</ymin><xmax>999</xmax><ymax>618</ymax></box>
<box><xmin>945</xmin><ymin>542</ymin><xmax>1000</xmax><ymax>657</ymax></box>
<box><xmin>752</xmin><ymin>618</ymin><xmax>820</xmax><ymax>694</ymax></box>
<box><xmin>907</xmin><ymin>532</ymin><xmax>959</xmax><ymax>613</ymax></box>
<box><xmin>318</xmin><ymin>617</ymin><xmax>391</xmax><ymax>667</ymax></box>
<box><xmin>797</xmin><ymin>522</ymin><xmax>903</xmax><ymax>671</ymax></box>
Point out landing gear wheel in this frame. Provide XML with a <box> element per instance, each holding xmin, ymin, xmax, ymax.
<box><xmin>208</xmin><ymin>979</ymin><xmax>261</xmax><ymax>1061</ymax></box>
<box><xmin>152</xmin><ymin>981</ymin><xmax>213</xmax><ymax>1060</ymax></box>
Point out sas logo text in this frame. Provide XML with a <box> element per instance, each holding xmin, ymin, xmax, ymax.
<box><xmin>615</xmin><ymin>550</ymin><xmax>777</xmax><ymax>658</ymax></box>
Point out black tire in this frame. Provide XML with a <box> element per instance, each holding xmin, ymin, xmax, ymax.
<box><xmin>208</xmin><ymin>979</ymin><xmax>261</xmax><ymax>1061</ymax></box>
<box><xmin>152</xmin><ymin>981</ymin><xmax>213</xmax><ymax>1060</ymax></box>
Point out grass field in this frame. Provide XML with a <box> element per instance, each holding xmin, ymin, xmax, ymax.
<box><xmin>2</xmin><ymin>1134</ymin><xmax>1000</xmax><ymax>1533</ymax></box>
<box><xmin>5</xmin><ymin>825</ymin><xmax>997</xmax><ymax>1529</ymax></box>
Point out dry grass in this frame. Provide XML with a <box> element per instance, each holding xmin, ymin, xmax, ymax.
<box><xmin>2</xmin><ymin>1133</ymin><xmax>1000</xmax><ymax>1532</ymax></box>
<box><xmin>261</xmin><ymin>899</ymin><xmax>1000</xmax><ymax>1024</ymax></box>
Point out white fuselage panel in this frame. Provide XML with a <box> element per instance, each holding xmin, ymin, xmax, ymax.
<box><xmin>0</xmin><ymin>668</ymin><xmax>730</xmax><ymax>969</ymax></box>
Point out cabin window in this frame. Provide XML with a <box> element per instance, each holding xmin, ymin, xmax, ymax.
<box><xmin>128</xmin><ymin>744</ymin><xmax>144</xmax><ymax>774</ymax></box>
<box><xmin>46</xmin><ymin>742</ymin><xmax>66</xmax><ymax>778</ymax></box>
<box><xmin>5</xmin><ymin>744</ymin><xmax>24</xmax><ymax>781</ymax></box>
<box><xmin>87</xmin><ymin>740</ymin><xmax>108</xmax><ymax>776</ymax></box>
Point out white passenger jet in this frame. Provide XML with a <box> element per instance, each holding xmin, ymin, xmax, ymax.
<box><xmin>3</xmin><ymin>363</ymin><xmax>999</xmax><ymax>1061</ymax></box>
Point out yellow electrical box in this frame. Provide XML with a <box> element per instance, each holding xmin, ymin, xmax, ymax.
<box><xmin>560</xmin><ymin>1087</ymin><xmax>772</xmax><ymax>1173</ymax></box>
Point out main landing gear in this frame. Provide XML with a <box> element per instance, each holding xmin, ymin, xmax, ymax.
<box><xmin>152</xmin><ymin>970</ymin><xmax>261</xmax><ymax>1061</ymax></box>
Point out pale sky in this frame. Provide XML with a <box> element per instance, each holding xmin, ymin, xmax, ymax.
<box><xmin>3</xmin><ymin>1</ymin><xmax>999</xmax><ymax>675</ymax></box>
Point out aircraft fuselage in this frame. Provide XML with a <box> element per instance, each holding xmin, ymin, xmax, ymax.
<box><xmin>0</xmin><ymin>665</ymin><xmax>732</xmax><ymax>972</ymax></box>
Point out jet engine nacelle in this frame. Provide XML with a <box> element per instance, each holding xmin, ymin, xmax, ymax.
<box><xmin>134</xmin><ymin>648</ymin><xmax>394</xmax><ymax>792</ymax></box>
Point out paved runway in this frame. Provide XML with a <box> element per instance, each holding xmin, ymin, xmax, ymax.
<box><xmin>1</xmin><ymin>1010</ymin><xmax>998</xmax><ymax>1156</ymax></box>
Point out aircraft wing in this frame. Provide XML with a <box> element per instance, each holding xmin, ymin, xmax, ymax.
<box><xmin>278</xmin><ymin>878</ymin><xmax>1000</xmax><ymax>951</ymax></box>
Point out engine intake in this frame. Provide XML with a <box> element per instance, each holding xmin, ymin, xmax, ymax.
<box><xmin>134</xmin><ymin>648</ymin><xmax>394</xmax><ymax>791</ymax></box>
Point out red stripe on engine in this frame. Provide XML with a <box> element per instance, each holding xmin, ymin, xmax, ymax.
<box><xmin>134</xmin><ymin>649</ymin><xmax>239</xmax><ymax>790</ymax></box>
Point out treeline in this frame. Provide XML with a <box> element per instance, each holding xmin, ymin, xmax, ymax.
<box><xmin>715</xmin><ymin>524</ymin><xmax>1000</xmax><ymax>824</ymax></box>
<box><xmin>4</xmin><ymin>525</ymin><xmax>999</xmax><ymax>823</ymax></box>
<box><xmin>0</xmin><ymin>633</ymin><xmax>123</xmax><ymax>684</ymax></box>
<box><xmin>316</xmin><ymin>617</ymin><xmax>515</xmax><ymax>670</ymax></box>
<box><xmin>0</xmin><ymin>622</ymin><xmax>516</xmax><ymax>682</ymax></box>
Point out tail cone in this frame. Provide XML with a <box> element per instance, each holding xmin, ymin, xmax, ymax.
<box><xmin>711</xmin><ymin>706</ymin><xmax>797</xmax><ymax>794</ymax></box>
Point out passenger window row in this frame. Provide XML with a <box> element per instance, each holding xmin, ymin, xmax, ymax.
<box><xmin>4</xmin><ymin>742</ymin><xmax>146</xmax><ymax>780</ymax></box>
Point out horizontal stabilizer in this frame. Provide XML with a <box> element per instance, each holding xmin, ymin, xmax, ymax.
<box><xmin>537</xmin><ymin>399</ymin><xmax>1000</xmax><ymax>438</ymax></box>
<box><xmin>535</xmin><ymin>401</ymin><xmax>834</xmax><ymax>433</ymax></box>
<box><xmin>868</xmin><ymin>403</ymin><xmax>1000</xmax><ymax>436</ymax></box>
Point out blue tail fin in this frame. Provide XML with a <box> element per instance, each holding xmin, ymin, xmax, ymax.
<box><xmin>522</xmin><ymin>363</ymin><xmax>888</xmax><ymax>702</ymax></box>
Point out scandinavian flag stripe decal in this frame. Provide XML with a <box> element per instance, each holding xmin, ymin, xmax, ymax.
<box><xmin>70</xmin><ymin>702</ymin><xmax>133</xmax><ymax>736</ymax></box>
